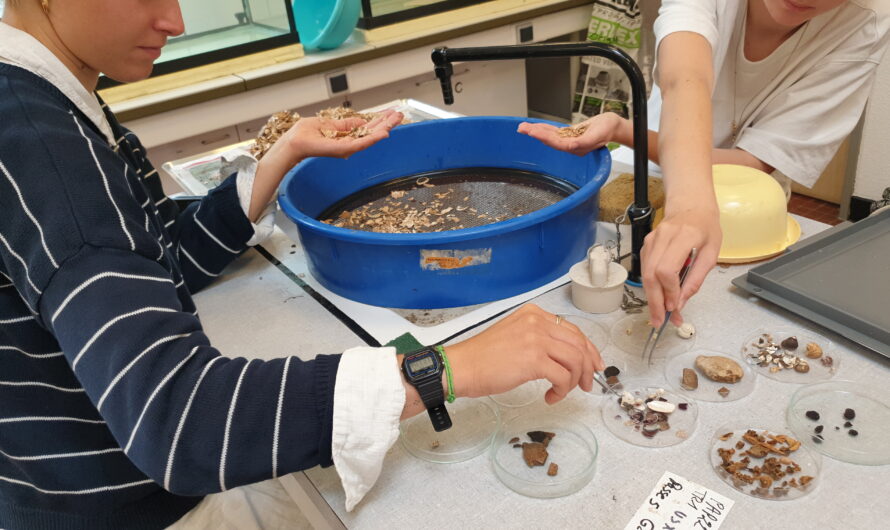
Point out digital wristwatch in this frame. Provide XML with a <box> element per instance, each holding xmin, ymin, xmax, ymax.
<box><xmin>401</xmin><ymin>347</ymin><xmax>452</xmax><ymax>432</ymax></box>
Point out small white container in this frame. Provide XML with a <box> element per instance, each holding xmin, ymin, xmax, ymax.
<box><xmin>569</xmin><ymin>260</ymin><xmax>628</xmax><ymax>314</ymax></box>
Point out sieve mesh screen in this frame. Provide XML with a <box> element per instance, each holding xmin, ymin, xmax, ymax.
<box><xmin>318</xmin><ymin>167</ymin><xmax>577</xmax><ymax>233</ymax></box>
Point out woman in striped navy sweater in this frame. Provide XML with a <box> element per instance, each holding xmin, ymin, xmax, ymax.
<box><xmin>0</xmin><ymin>1</ymin><xmax>605</xmax><ymax>528</ymax></box>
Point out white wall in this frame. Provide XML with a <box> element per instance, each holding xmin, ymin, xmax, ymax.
<box><xmin>854</xmin><ymin>57</ymin><xmax>890</xmax><ymax>200</ymax></box>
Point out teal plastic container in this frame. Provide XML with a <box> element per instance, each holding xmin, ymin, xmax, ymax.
<box><xmin>292</xmin><ymin>0</ymin><xmax>360</xmax><ymax>50</ymax></box>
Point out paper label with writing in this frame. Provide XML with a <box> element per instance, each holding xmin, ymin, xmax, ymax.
<box><xmin>625</xmin><ymin>471</ymin><xmax>734</xmax><ymax>530</ymax></box>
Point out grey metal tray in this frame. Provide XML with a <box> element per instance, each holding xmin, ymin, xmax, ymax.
<box><xmin>733</xmin><ymin>207</ymin><xmax>890</xmax><ymax>357</ymax></box>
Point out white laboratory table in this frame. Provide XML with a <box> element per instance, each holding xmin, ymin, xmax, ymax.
<box><xmin>192</xmin><ymin>216</ymin><xmax>890</xmax><ymax>530</ymax></box>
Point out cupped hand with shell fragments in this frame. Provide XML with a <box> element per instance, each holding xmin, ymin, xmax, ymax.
<box><xmin>247</xmin><ymin>110</ymin><xmax>403</xmax><ymax>221</ymax></box>
<box><xmin>516</xmin><ymin>112</ymin><xmax>624</xmax><ymax>156</ymax></box>
<box><xmin>281</xmin><ymin>109</ymin><xmax>404</xmax><ymax>162</ymax></box>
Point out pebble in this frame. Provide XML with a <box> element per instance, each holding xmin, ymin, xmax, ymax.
<box><xmin>806</xmin><ymin>410</ymin><xmax>820</xmax><ymax>421</ymax></box>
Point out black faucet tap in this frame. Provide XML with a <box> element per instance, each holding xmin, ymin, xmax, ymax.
<box><xmin>431</xmin><ymin>42</ymin><xmax>652</xmax><ymax>285</ymax></box>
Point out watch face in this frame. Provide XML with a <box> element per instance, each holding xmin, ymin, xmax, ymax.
<box><xmin>406</xmin><ymin>351</ymin><xmax>439</xmax><ymax>378</ymax></box>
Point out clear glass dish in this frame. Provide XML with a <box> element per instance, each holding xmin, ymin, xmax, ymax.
<box><xmin>786</xmin><ymin>380</ymin><xmax>890</xmax><ymax>465</ymax></box>
<box><xmin>559</xmin><ymin>313</ymin><xmax>611</xmax><ymax>352</ymax></box>
<box><xmin>490</xmin><ymin>413</ymin><xmax>597</xmax><ymax>498</ymax></box>
<box><xmin>491</xmin><ymin>380</ymin><xmax>547</xmax><ymax>408</ymax></box>
<box><xmin>400</xmin><ymin>397</ymin><xmax>499</xmax><ymax>463</ymax></box>
<box><xmin>710</xmin><ymin>423</ymin><xmax>821</xmax><ymax>500</ymax></box>
<box><xmin>610</xmin><ymin>314</ymin><xmax>696</xmax><ymax>368</ymax></box>
<box><xmin>740</xmin><ymin>326</ymin><xmax>838</xmax><ymax>383</ymax></box>
<box><xmin>600</xmin><ymin>378</ymin><xmax>697</xmax><ymax>448</ymax></box>
<box><xmin>664</xmin><ymin>349</ymin><xmax>756</xmax><ymax>402</ymax></box>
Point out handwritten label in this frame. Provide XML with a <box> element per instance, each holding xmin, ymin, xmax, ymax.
<box><xmin>625</xmin><ymin>471</ymin><xmax>734</xmax><ymax>530</ymax></box>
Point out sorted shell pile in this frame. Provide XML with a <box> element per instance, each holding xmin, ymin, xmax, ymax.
<box><xmin>716</xmin><ymin>429</ymin><xmax>815</xmax><ymax>498</ymax></box>
<box><xmin>743</xmin><ymin>333</ymin><xmax>831</xmax><ymax>374</ymax></box>
<box><xmin>323</xmin><ymin>179</ymin><xmax>509</xmax><ymax>233</ymax></box>
<box><xmin>617</xmin><ymin>388</ymin><xmax>688</xmax><ymax>439</ymax></box>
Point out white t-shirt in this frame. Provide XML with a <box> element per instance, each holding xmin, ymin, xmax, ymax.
<box><xmin>615</xmin><ymin>0</ymin><xmax>890</xmax><ymax>188</ymax></box>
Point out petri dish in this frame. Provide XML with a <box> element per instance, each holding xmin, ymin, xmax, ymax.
<box><xmin>664</xmin><ymin>349</ymin><xmax>756</xmax><ymax>402</ymax></box>
<box><xmin>559</xmin><ymin>313</ymin><xmax>610</xmax><ymax>352</ymax></box>
<box><xmin>786</xmin><ymin>380</ymin><xmax>890</xmax><ymax>466</ymax></box>
<box><xmin>740</xmin><ymin>327</ymin><xmax>838</xmax><ymax>383</ymax></box>
<box><xmin>710</xmin><ymin>423</ymin><xmax>821</xmax><ymax>500</ymax></box>
<box><xmin>400</xmin><ymin>397</ymin><xmax>499</xmax><ymax>463</ymax></box>
<box><xmin>490</xmin><ymin>412</ymin><xmax>597</xmax><ymax>498</ymax></box>
<box><xmin>491</xmin><ymin>380</ymin><xmax>547</xmax><ymax>408</ymax></box>
<box><xmin>600</xmin><ymin>378</ymin><xmax>697</xmax><ymax>448</ymax></box>
<box><xmin>610</xmin><ymin>313</ymin><xmax>696</xmax><ymax>364</ymax></box>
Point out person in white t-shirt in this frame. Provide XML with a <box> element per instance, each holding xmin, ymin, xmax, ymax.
<box><xmin>519</xmin><ymin>0</ymin><xmax>890</xmax><ymax>329</ymax></box>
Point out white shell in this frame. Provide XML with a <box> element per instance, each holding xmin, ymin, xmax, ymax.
<box><xmin>647</xmin><ymin>400</ymin><xmax>676</xmax><ymax>414</ymax></box>
<box><xmin>620</xmin><ymin>392</ymin><xmax>635</xmax><ymax>407</ymax></box>
<box><xmin>677</xmin><ymin>322</ymin><xmax>696</xmax><ymax>339</ymax></box>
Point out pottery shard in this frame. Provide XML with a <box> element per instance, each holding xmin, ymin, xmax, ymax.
<box><xmin>695</xmin><ymin>355</ymin><xmax>744</xmax><ymax>383</ymax></box>
<box><xmin>681</xmin><ymin>368</ymin><xmax>699</xmax><ymax>391</ymax></box>
<box><xmin>521</xmin><ymin>442</ymin><xmax>549</xmax><ymax>467</ymax></box>
<box><xmin>547</xmin><ymin>462</ymin><xmax>559</xmax><ymax>476</ymax></box>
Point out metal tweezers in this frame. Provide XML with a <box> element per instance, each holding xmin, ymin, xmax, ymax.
<box><xmin>592</xmin><ymin>371</ymin><xmax>622</xmax><ymax>398</ymax></box>
<box><xmin>641</xmin><ymin>248</ymin><xmax>698</xmax><ymax>366</ymax></box>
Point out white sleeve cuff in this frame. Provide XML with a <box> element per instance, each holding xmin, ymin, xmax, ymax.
<box><xmin>332</xmin><ymin>346</ymin><xmax>405</xmax><ymax>512</ymax></box>
<box><xmin>224</xmin><ymin>148</ymin><xmax>276</xmax><ymax>246</ymax></box>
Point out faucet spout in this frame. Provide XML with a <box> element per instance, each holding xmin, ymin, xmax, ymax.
<box><xmin>430</xmin><ymin>42</ymin><xmax>653</xmax><ymax>284</ymax></box>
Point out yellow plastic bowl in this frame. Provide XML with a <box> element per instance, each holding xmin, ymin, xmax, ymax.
<box><xmin>713</xmin><ymin>164</ymin><xmax>801</xmax><ymax>263</ymax></box>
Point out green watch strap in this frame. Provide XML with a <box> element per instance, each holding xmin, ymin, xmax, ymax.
<box><xmin>435</xmin><ymin>345</ymin><xmax>455</xmax><ymax>403</ymax></box>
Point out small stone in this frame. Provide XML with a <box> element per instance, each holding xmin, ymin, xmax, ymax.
<box><xmin>844</xmin><ymin>408</ymin><xmax>856</xmax><ymax>420</ymax></box>
<box><xmin>695</xmin><ymin>355</ymin><xmax>744</xmax><ymax>383</ymax></box>
<box><xmin>431</xmin><ymin>441</ymin><xmax>440</xmax><ymax>449</ymax></box>
<box><xmin>849</xmin><ymin>429</ymin><xmax>859</xmax><ymax>437</ymax></box>
<box><xmin>678</xmin><ymin>403</ymin><xmax>689</xmax><ymax>411</ymax></box>
<box><xmin>717</xmin><ymin>387</ymin><xmax>730</xmax><ymax>398</ymax></box>
<box><xmin>835</xmin><ymin>426</ymin><xmax>840</xmax><ymax>431</ymax></box>
<box><xmin>806</xmin><ymin>410</ymin><xmax>820</xmax><ymax>421</ymax></box>
<box><xmin>781</xmin><ymin>336</ymin><xmax>799</xmax><ymax>350</ymax></box>
<box><xmin>794</xmin><ymin>360</ymin><xmax>810</xmax><ymax>373</ymax></box>
<box><xmin>513</xmin><ymin>444</ymin><xmax>522</xmax><ymax>448</ymax></box>
<box><xmin>647</xmin><ymin>400</ymin><xmax>676</xmax><ymax>414</ymax></box>
<box><xmin>675</xmin><ymin>430</ymin><xmax>689</xmax><ymax>439</ymax></box>
<box><xmin>604</xmin><ymin>365</ymin><xmax>621</xmax><ymax>378</ymax></box>
<box><xmin>508</xmin><ymin>437</ymin><xmax>519</xmax><ymax>444</ymax></box>
<box><xmin>677</xmin><ymin>322</ymin><xmax>696</xmax><ymax>339</ymax></box>
<box><xmin>805</xmin><ymin>342</ymin><xmax>823</xmax><ymax>359</ymax></box>
<box><xmin>681</xmin><ymin>368</ymin><xmax>699</xmax><ymax>391</ymax></box>
<box><xmin>606</xmin><ymin>375</ymin><xmax>620</xmax><ymax>386</ymax></box>
<box><xmin>547</xmin><ymin>462</ymin><xmax>559</xmax><ymax>476</ymax></box>
<box><xmin>815</xmin><ymin>425</ymin><xmax>824</xmax><ymax>434</ymax></box>
<box><xmin>844</xmin><ymin>421</ymin><xmax>853</xmax><ymax>428</ymax></box>
<box><xmin>812</xmin><ymin>435</ymin><xmax>823</xmax><ymax>444</ymax></box>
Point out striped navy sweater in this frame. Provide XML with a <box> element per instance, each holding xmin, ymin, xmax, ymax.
<box><xmin>0</xmin><ymin>64</ymin><xmax>340</xmax><ymax>529</ymax></box>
